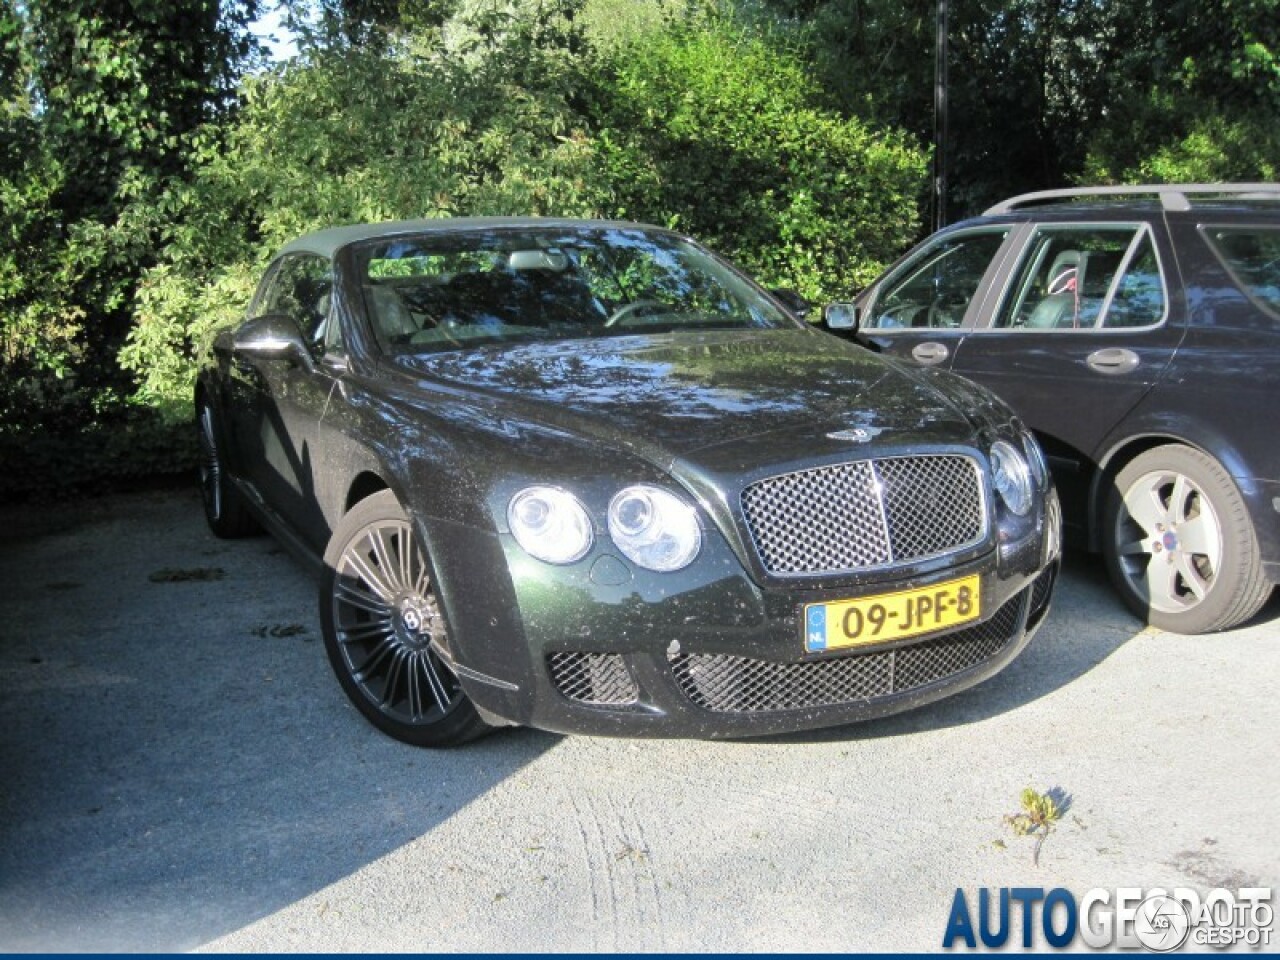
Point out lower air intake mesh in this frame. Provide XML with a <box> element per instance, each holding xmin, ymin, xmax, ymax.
<box><xmin>547</xmin><ymin>652</ymin><xmax>639</xmax><ymax>706</ymax></box>
<box><xmin>668</xmin><ymin>588</ymin><xmax>1027</xmax><ymax>713</ymax></box>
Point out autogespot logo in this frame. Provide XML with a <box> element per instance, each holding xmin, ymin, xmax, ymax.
<box><xmin>1134</xmin><ymin>895</ymin><xmax>1191</xmax><ymax>952</ymax></box>
<box><xmin>942</xmin><ymin>886</ymin><xmax>1273</xmax><ymax>951</ymax></box>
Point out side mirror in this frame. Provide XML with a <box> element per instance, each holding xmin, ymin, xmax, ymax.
<box><xmin>233</xmin><ymin>314</ymin><xmax>312</xmax><ymax>367</ymax></box>
<box><xmin>770</xmin><ymin>287</ymin><xmax>812</xmax><ymax>320</ymax></box>
<box><xmin>823</xmin><ymin>302</ymin><xmax>860</xmax><ymax>333</ymax></box>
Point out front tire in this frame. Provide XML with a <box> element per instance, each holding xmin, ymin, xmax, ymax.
<box><xmin>1103</xmin><ymin>444</ymin><xmax>1271</xmax><ymax>633</ymax></box>
<box><xmin>320</xmin><ymin>490</ymin><xmax>492</xmax><ymax>747</ymax></box>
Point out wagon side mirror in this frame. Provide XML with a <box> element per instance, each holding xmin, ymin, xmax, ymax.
<box><xmin>233</xmin><ymin>314</ymin><xmax>312</xmax><ymax>367</ymax></box>
<box><xmin>823</xmin><ymin>302</ymin><xmax>860</xmax><ymax>333</ymax></box>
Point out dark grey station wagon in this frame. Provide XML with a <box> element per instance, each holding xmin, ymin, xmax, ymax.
<box><xmin>833</xmin><ymin>184</ymin><xmax>1280</xmax><ymax>634</ymax></box>
<box><xmin>195</xmin><ymin>218</ymin><xmax>1059</xmax><ymax>746</ymax></box>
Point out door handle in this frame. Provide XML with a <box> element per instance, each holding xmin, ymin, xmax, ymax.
<box><xmin>1086</xmin><ymin>347</ymin><xmax>1140</xmax><ymax>375</ymax></box>
<box><xmin>911</xmin><ymin>342</ymin><xmax>949</xmax><ymax>365</ymax></box>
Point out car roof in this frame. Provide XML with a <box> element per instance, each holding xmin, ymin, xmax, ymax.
<box><xmin>276</xmin><ymin>217</ymin><xmax>672</xmax><ymax>260</ymax></box>
<box><xmin>983</xmin><ymin>183</ymin><xmax>1274</xmax><ymax>218</ymax></box>
<box><xmin>943</xmin><ymin>200</ymin><xmax>1280</xmax><ymax>235</ymax></box>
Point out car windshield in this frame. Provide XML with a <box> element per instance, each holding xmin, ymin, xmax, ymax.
<box><xmin>353</xmin><ymin>226</ymin><xmax>797</xmax><ymax>353</ymax></box>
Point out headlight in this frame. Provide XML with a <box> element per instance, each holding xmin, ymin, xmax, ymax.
<box><xmin>508</xmin><ymin>486</ymin><xmax>593</xmax><ymax>564</ymax></box>
<box><xmin>607</xmin><ymin>485</ymin><xmax>701</xmax><ymax>572</ymax></box>
<box><xmin>1022</xmin><ymin>430</ymin><xmax>1048</xmax><ymax>483</ymax></box>
<box><xmin>990</xmin><ymin>440</ymin><xmax>1033</xmax><ymax>516</ymax></box>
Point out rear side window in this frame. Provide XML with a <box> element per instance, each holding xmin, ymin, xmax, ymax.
<box><xmin>994</xmin><ymin>225</ymin><xmax>1166</xmax><ymax>331</ymax></box>
<box><xmin>1203</xmin><ymin>226</ymin><xmax>1280</xmax><ymax>318</ymax></box>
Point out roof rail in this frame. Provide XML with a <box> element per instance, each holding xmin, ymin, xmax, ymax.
<box><xmin>984</xmin><ymin>183</ymin><xmax>1280</xmax><ymax>216</ymax></box>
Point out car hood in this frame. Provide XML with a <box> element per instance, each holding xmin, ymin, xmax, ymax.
<box><xmin>389</xmin><ymin>329</ymin><xmax>980</xmax><ymax>470</ymax></box>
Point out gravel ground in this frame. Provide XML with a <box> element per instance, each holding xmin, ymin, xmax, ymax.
<box><xmin>1</xmin><ymin>487</ymin><xmax>1277</xmax><ymax>952</ymax></box>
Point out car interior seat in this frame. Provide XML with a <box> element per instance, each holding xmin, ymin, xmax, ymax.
<box><xmin>1026</xmin><ymin>250</ymin><xmax>1085</xmax><ymax>329</ymax></box>
<box><xmin>312</xmin><ymin>291</ymin><xmax>332</xmax><ymax>345</ymax></box>
<box><xmin>366</xmin><ymin>284</ymin><xmax>418</xmax><ymax>340</ymax></box>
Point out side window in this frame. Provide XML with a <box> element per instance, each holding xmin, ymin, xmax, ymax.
<box><xmin>994</xmin><ymin>226</ymin><xmax>1166</xmax><ymax>330</ymax></box>
<box><xmin>864</xmin><ymin>230</ymin><xmax>1008</xmax><ymax>330</ymax></box>
<box><xmin>1104</xmin><ymin>234</ymin><xmax>1164</xmax><ymax>328</ymax></box>
<box><xmin>259</xmin><ymin>254</ymin><xmax>334</xmax><ymax>349</ymax></box>
<box><xmin>324</xmin><ymin>300</ymin><xmax>346</xmax><ymax>354</ymax></box>
<box><xmin>1203</xmin><ymin>226</ymin><xmax>1280</xmax><ymax>319</ymax></box>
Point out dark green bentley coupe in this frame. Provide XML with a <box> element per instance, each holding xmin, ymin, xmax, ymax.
<box><xmin>196</xmin><ymin>218</ymin><xmax>1061</xmax><ymax>746</ymax></box>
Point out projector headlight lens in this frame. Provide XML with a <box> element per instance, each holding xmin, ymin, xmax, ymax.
<box><xmin>991</xmin><ymin>440</ymin><xmax>1033</xmax><ymax>516</ymax></box>
<box><xmin>508</xmin><ymin>486</ymin><xmax>593</xmax><ymax>564</ymax></box>
<box><xmin>608</xmin><ymin>485</ymin><xmax>701</xmax><ymax>572</ymax></box>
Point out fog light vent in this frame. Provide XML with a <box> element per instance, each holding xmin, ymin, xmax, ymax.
<box><xmin>547</xmin><ymin>652</ymin><xmax>639</xmax><ymax>706</ymax></box>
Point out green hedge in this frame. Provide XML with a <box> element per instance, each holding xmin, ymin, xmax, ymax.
<box><xmin>4</xmin><ymin>4</ymin><xmax>928</xmax><ymax>498</ymax></box>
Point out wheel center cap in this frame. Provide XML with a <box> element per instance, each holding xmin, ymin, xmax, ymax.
<box><xmin>402</xmin><ymin>608</ymin><xmax>422</xmax><ymax>632</ymax></box>
<box><xmin>1162</xmin><ymin>531</ymin><xmax>1179</xmax><ymax>552</ymax></box>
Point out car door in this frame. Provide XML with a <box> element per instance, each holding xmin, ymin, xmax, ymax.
<box><xmin>230</xmin><ymin>252</ymin><xmax>341</xmax><ymax>547</ymax></box>
<box><xmin>856</xmin><ymin>226</ymin><xmax>1021</xmax><ymax>368</ymax></box>
<box><xmin>948</xmin><ymin>221</ymin><xmax>1188</xmax><ymax>470</ymax></box>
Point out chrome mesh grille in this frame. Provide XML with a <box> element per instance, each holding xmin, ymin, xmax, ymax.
<box><xmin>668</xmin><ymin>588</ymin><xmax>1026</xmax><ymax>714</ymax></box>
<box><xmin>877</xmin><ymin>457</ymin><xmax>985</xmax><ymax>562</ymax></box>
<box><xmin>740</xmin><ymin>456</ymin><xmax>985</xmax><ymax>576</ymax></box>
<box><xmin>741</xmin><ymin>460</ymin><xmax>891</xmax><ymax>573</ymax></box>
<box><xmin>547</xmin><ymin>652</ymin><xmax>639</xmax><ymax>706</ymax></box>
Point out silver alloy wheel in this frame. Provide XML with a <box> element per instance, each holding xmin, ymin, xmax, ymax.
<box><xmin>330</xmin><ymin>519</ymin><xmax>465</xmax><ymax>725</ymax></box>
<box><xmin>198</xmin><ymin>404</ymin><xmax>222</xmax><ymax>521</ymax></box>
<box><xmin>1113</xmin><ymin>468</ymin><xmax>1223</xmax><ymax>614</ymax></box>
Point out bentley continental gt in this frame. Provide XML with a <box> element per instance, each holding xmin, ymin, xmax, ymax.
<box><xmin>196</xmin><ymin>218</ymin><xmax>1060</xmax><ymax>746</ymax></box>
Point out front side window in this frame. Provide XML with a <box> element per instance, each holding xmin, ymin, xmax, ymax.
<box><xmin>863</xmin><ymin>229</ymin><xmax>1008</xmax><ymax>330</ymax></box>
<box><xmin>354</xmin><ymin>228</ymin><xmax>796</xmax><ymax>353</ymax></box>
<box><xmin>259</xmin><ymin>254</ymin><xmax>334</xmax><ymax>348</ymax></box>
<box><xmin>1203</xmin><ymin>226</ymin><xmax>1280</xmax><ymax>319</ymax></box>
<box><xmin>994</xmin><ymin>226</ymin><xmax>1166</xmax><ymax>330</ymax></box>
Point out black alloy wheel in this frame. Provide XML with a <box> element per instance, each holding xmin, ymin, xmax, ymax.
<box><xmin>320</xmin><ymin>490</ymin><xmax>491</xmax><ymax>747</ymax></box>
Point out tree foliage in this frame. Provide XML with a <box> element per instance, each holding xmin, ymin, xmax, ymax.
<box><xmin>0</xmin><ymin>0</ymin><xmax>259</xmax><ymax>495</ymax></box>
<box><xmin>594</xmin><ymin>20</ymin><xmax>924</xmax><ymax>297</ymax></box>
<box><xmin>755</xmin><ymin>0</ymin><xmax>1280</xmax><ymax>214</ymax></box>
<box><xmin>122</xmin><ymin>1</ymin><xmax>927</xmax><ymax>416</ymax></box>
<box><xmin>2</xmin><ymin>0</ymin><xmax>1277</xmax><ymax>497</ymax></box>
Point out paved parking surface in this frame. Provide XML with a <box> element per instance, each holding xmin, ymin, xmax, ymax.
<box><xmin>1</xmin><ymin>488</ymin><xmax>1277</xmax><ymax>951</ymax></box>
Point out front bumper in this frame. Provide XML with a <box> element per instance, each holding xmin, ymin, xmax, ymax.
<box><xmin>430</xmin><ymin>504</ymin><xmax>1060</xmax><ymax>738</ymax></box>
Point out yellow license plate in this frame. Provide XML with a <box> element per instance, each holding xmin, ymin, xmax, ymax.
<box><xmin>803</xmin><ymin>575</ymin><xmax>981</xmax><ymax>653</ymax></box>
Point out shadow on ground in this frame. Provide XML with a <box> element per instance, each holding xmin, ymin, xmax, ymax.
<box><xmin>762</xmin><ymin>550</ymin><xmax>1280</xmax><ymax>747</ymax></box>
<box><xmin>0</xmin><ymin>489</ymin><xmax>557</xmax><ymax>951</ymax></box>
<box><xmin>756</xmin><ymin>551</ymin><xmax>1147</xmax><ymax>745</ymax></box>
<box><xmin>3</xmin><ymin>491</ymin><xmax>1276</xmax><ymax>948</ymax></box>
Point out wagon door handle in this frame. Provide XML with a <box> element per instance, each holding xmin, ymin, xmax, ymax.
<box><xmin>1086</xmin><ymin>347</ymin><xmax>1140</xmax><ymax>375</ymax></box>
<box><xmin>911</xmin><ymin>342</ymin><xmax>949</xmax><ymax>365</ymax></box>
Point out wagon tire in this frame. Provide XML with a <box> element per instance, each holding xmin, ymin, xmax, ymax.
<box><xmin>1103</xmin><ymin>444</ymin><xmax>1271</xmax><ymax>634</ymax></box>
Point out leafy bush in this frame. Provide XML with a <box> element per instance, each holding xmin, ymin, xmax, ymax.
<box><xmin>594</xmin><ymin>19</ymin><xmax>926</xmax><ymax>299</ymax></box>
<box><xmin>123</xmin><ymin>3</ymin><xmax>928</xmax><ymax>421</ymax></box>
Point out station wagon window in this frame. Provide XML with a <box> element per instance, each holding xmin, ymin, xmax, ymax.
<box><xmin>863</xmin><ymin>229</ymin><xmax>1008</xmax><ymax>330</ymax></box>
<box><xmin>993</xmin><ymin>226</ymin><xmax>1166</xmax><ymax>330</ymax></box>
<box><xmin>1203</xmin><ymin>226</ymin><xmax>1280</xmax><ymax>319</ymax></box>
